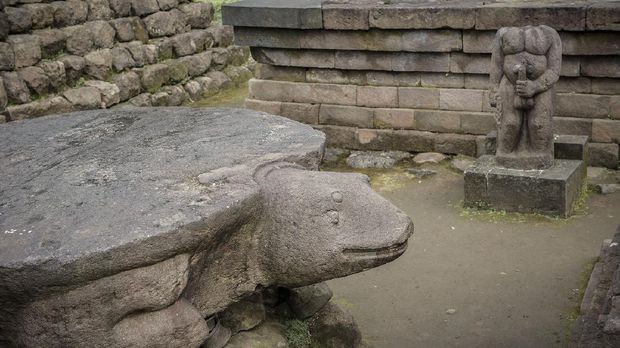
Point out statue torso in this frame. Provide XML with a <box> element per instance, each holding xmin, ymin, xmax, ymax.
<box><xmin>501</xmin><ymin>27</ymin><xmax>551</xmax><ymax>82</ymax></box>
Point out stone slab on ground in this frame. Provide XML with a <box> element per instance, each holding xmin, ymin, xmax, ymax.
<box><xmin>222</xmin><ymin>0</ymin><xmax>323</xmax><ymax>29</ymax></box>
<box><xmin>346</xmin><ymin>150</ymin><xmax>411</xmax><ymax>168</ymax></box>
<box><xmin>464</xmin><ymin>155</ymin><xmax>586</xmax><ymax>217</ymax></box>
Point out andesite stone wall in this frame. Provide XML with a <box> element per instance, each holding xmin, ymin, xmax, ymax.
<box><xmin>224</xmin><ymin>0</ymin><xmax>620</xmax><ymax>169</ymax></box>
<box><xmin>0</xmin><ymin>0</ymin><xmax>252</xmax><ymax>122</ymax></box>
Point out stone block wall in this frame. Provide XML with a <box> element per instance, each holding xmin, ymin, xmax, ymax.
<box><xmin>224</xmin><ymin>0</ymin><xmax>620</xmax><ymax>169</ymax></box>
<box><xmin>0</xmin><ymin>0</ymin><xmax>252</xmax><ymax>122</ymax></box>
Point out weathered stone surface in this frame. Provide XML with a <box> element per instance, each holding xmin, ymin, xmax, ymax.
<box><xmin>392</xmin><ymin>52</ymin><xmax>449</xmax><ymax>72</ymax></box>
<box><xmin>172</xmin><ymin>32</ymin><xmax>197</xmax><ymax>57</ymax></box>
<box><xmin>64</xmin><ymin>25</ymin><xmax>95</xmax><ymax>56</ymax></box>
<box><xmin>84</xmin><ymin>49</ymin><xmax>113</xmax><ymax>80</ymax></box>
<box><xmin>140</xmin><ymin>63</ymin><xmax>170</xmax><ymax>92</ymax></box>
<box><xmin>34</xmin><ymin>29</ymin><xmax>67</xmax><ymax>59</ymax></box>
<box><xmin>86</xmin><ymin>0</ymin><xmax>114</xmax><ymax>20</ymax></box>
<box><xmin>130</xmin><ymin>0</ymin><xmax>159</xmax><ymax>17</ymax></box>
<box><xmin>286</xmin><ymin>282</ymin><xmax>333</xmax><ymax>319</ymax></box>
<box><xmin>592</xmin><ymin>78</ymin><xmax>620</xmax><ymax>96</ymax></box>
<box><xmin>5</xmin><ymin>6</ymin><xmax>32</xmax><ymax>33</ymax></box>
<box><xmin>23</xmin><ymin>3</ymin><xmax>54</xmax><ymax>29</ymax></box>
<box><xmin>121</xmin><ymin>41</ymin><xmax>148</xmax><ymax>67</ymax></box>
<box><xmin>439</xmin><ymin>88</ymin><xmax>483</xmax><ymax>112</ymax></box>
<box><xmin>178</xmin><ymin>52</ymin><xmax>211</xmax><ymax>77</ymax></box>
<box><xmin>280</xmin><ymin>102</ymin><xmax>319</xmax><ymax>124</ymax></box>
<box><xmin>406</xmin><ymin>167</ymin><xmax>436</xmax><ymax>178</ymax></box>
<box><xmin>111</xmin><ymin>47</ymin><xmax>136</xmax><ymax>72</ymax></box>
<box><xmin>206</xmin><ymin>70</ymin><xmax>232</xmax><ymax>90</ymax></box>
<box><xmin>450</xmin><ymin>53</ymin><xmax>488</xmax><ymax>74</ymax></box>
<box><xmin>581</xmin><ymin>56</ymin><xmax>620</xmax><ymax>78</ymax></box>
<box><xmin>0</xmin><ymin>42</ymin><xmax>15</xmax><ymax>71</ymax></box>
<box><xmin>451</xmin><ymin>156</ymin><xmax>475</xmax><ymax>173</ymax></box>
<box><xmin>84</xmin><ymin>20</ymin><xmax>116</xmax><ymax>48</ymax></box>
<box><xmin>63</xmin><ymin>86</ymin><xmax>102</xmax><ymax>109</ymax></box>
<box><xmin>109</xmin><ymin>0</ymin><xmax>131</xmax><ymax>17</ymax></box>
<box><xmin>346</xmin><ymin>151</ymin><xmax>411</xmax><ymax>169</ymax></box>
<box><xmin>223</xmin><ymin>65</ymin><xmax>253</xmax><ymax>86</ymax></box>
<box><xmin>113</xmin><ymin>71</ymin><xmax>142</xmax><ymax>102</ymax></box>
<box><xmin>225</xmin><ymin>321</ymin><xmax>288</xmax><ymax>348</ymax></box>
<box><xmin>222</xmin><ymin>0</ymin><xmax>323</xmax><ymax>29</ymax></box>
<box><xmin>415</xmin><ymin>110</ymin><xmax>461</xmax><ymax>133</ymax></box>
<box><xmin>19</xmin><ymin>66</ymin><xmax>50</xmax><ymax>95</ymax></box>
<box><xmin>307</xmin><ymin>302</ymin><xmax>362</xmax><ymax>348</ymax></box>
<box><xmin>587</xmin><ymin>2</ymin><xmax>620</xmax><ymax>30</ymax></box>
<box><xmin>369</xmin><ymin>3</ymin><xmax>475</xmax><ymax>29</ymax></box>
<box><xmin>589</xmin><ymin>143</ymin><xmax>619</xmax><ymax>169</ymax></box>
<box><xmin>59</xmin><ymin>55</ymin><xmax>86</xmax><ymax>85</ymax></box>
<box><xmin>84</xmin><ymin>80</ymin><xmax>121</xmax><ymax>108</ymax></box>
<box><xmin>143</xmin><ymin>9</ymin><xmax>186</xmax><ymax>38</ymax></box>
<box><xmin>8</xmin><ymin>35</ymin><xmax>41</xmax><ymax>69</ymax></box>
<box><xmin>164</xmin><ymin>59</ymin><xmax>189</xmax><ymax>83</ymax></box>
<box><xmin>220</xmin><ymin>293</ymin><xmax>266</xmax><ymax>333</ymax></box>
<box><xmin>1</xmin><ymin>71</ymin><xmax>30</xmax><ymax>104</ymax></box>
<box><xmin>592</xmin><ymin>119</ymin><xmax>620</xmax><ymax>144</ymax></box>
<box><xmin>157</xmin><ymin>0</ymin><xmax>179</xmax><ymax>11</ymax></box>
<box><xmin>475</xmin><ymin>3</ymin><xmax>585</xmax><ymax>31</ymax></box>
<box><xmin>249</xmin><ymin>79</ymin><xmax>356</xmax><ymax>105</ymax></box>
<box><xmin>433</xmin><ymin>133</ymin><xmax>477</xmax><ymax>156</ymax></box>
<box><xmin>413</xmin><ymin>152</ymin><xmax>446</xmax><ymax>164</ymax></box>
<box><xmin>245</xmin><ymin>98</ymin><xmax>282</xmax><ymax>115</ymax></box>
<box><xmin>179</xmin><ymin>2</ymin><xmax>213</xmax><ymax>29</ymax></box>
<box><xmin>207</xmin><ymin>24</ymin><xmax>234</xmax><ymax>48</ymax></box>
<box><xmin>323</xmin><ymin>3</ymin><xmax>370</xmax><ymax>30</ymax></box>
<box><xmin>0</xmin><ymin>77</ymin><xmax>7</xmax><ymax>111</ymax></box>
<box><xmin>464</xmin><ymin>156</ymin><xmax>585</xmax><ymax>217</ymax></box>
<box><xmin>557</xmin><ymin>93</ymin><xmax>610</xmax><ymax>119</ymax></box>
<box><xmin>374</xmin><ymin>108</ymin><xmax>415</xmax><ymax>130</ymax></box>
<box><xmin>110</xmin><ymin>17</ymin><xmax>138</xmax><ymax>42</ymax></box>
<box><xmin>319</xmin><ymin>104</ymin><xmax>373</xmax><ymax>128</ymax></box>
<box><xmin>128</xmin><ymin>92</ymin><xmax>152</xmax><ymax>106</ymax></box>
<box><xmin>6</xmin><ymin>96</ymin><xmax>73</xmax><ymax>120</ymax></box>
<box><xmin>151</xmin><ymin>85</ymin><xmax>187</xmax><ymax>106</ymax></box>
<box><xmin>51</xmin><ymin>0</ymin><xmax>89</xmax><ymax>27</ymax></box>
<box><xmin>595</xmin><ymin>183</ymin><xmax>620</xmax><ymax>195</ymax></box>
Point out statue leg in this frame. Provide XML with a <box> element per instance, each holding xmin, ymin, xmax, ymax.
<box><xmin>496</xmin><ymin>79</ymin><xmax>522</xmax><ymax>158</ymax></box>
<box><xmin>526</xmin><ymin>87</ymin><xmax>554</xmax><ymax>168</ymax></box>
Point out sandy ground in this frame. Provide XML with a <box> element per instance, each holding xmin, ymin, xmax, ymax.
<box><xmin>326</xmin><ymin>165</ymin><xmax>620</xmax><ymax>348</ymax></box>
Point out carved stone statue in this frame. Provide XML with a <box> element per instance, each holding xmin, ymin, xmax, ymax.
<box><xmin>489</xmin><ymin>25</ymin><xmax>562</xmax><ymax>169</ymax></box>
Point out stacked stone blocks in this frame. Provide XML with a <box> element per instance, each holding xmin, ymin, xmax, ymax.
<box><xmin>0</xmin><ymin>0</ymin><xmax>252</xmax><ymax>122</ymax></box>
<box><xmin>225</xmin><ymin>0</ymin><xmax>620</xmax><ymax>168</ymax></box>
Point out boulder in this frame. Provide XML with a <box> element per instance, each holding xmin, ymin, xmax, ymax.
<box><xmin>84</xmin><ymin>80</ymin><xmax>121</xmax><ymax>108</ymax></box>
<box><xmin>151</xmin><ymin>85</ymin><xmax>187</xmax><ymax>106</ymax></box>
<box><xmin>84</xmin><ymin>49</ymin><xmax>113</xmax><ymax>80</ymax></box>
<box><xmin>84</xmin><ymin>20</ymin><xmax>116</xmax><ymax>49</ymax></box>
<box><xmin>286</xmin><ymin>283</ymin><xmax>333</xmax><ymax>319</ymax></box>
<box><xmin>179</xmin><ymin>2</ymin><xmax>214</xmax><ymax>29</ymax></box>
<box><xmin>0</xmin><ymin>42</ymin><xmax>15</xmax><ymax>70</ymax></box>
<box><xmin>307</xmin><ymin>302</ymin><xmax>362</xmax><ymax>348</ymax></box>
<box><xmin>220</xmin><ymin>293</ymin><xmax>266</xmax><ymax>333</ymax></box>
<box><xmin>51</xmin><ymin>0</ymin><xmax>89</xmax><ymax>27</ymax></box>
<box><xmin>64</xmin><ymin>25</ymin><xmax>94</xmax><ymax>56</ymax></box>
<box><xmin>225</xmin><ymin>321</ymin><xmax>288</xmax><ymax>348</ymax></box>
<box><xmin>128</xmin><ymin>92</ymin><xmax>153</xmax><ymax>106</ymax></box>
<box><xmin>206</xmin><ymin>71</ymin><xmax>232</xmax><ymax>90</ymax></box>
<box><xmin>130</xmin><ymin>0</ymin><xmax>160</xmax><ymax>17</ymax></box>
<box><xmin>140</xmin><ymin>63</ymin><xmax>169</xmax><ymax>92</ymax></box>
<box><xmin>110</xmin><ymin>17</ymin><xmax>138</xmax><ymax>42</ymax></box>
<box><xmin>223</xmin><ymin>66</ymin><xmax>253</xmax><ymax>86</ymax></box>
<box><xmin>121</xmin><ymin>41</ymin><xmax>147</xmax><ymax>67</ymax></box>
<box><xmin>6</xmin><ymin>96</ymin><xmax>73</xmax><ymax>120</ymax></box>
<box><xmin>164</xmin><ymin>59</ymin><xmax>189</xmax><ymax>83</ymax></box>
<box><xmin>34</xmin><ymin>29</ymin><xmax>67</xmax><ymax>59</ymax></box>
<box><xmin>24</xmin><ymin>3</ymin><xmax>55</xmax><ymax>30</ymax></box>
<box><xmin>183</xmin><ymin>80</ymin><xmax>203</xmax><ymax>100</ymax></box>
<box><xmin>0</xmin><ymin>77</ymin><xmax>7</xmax><ymax>111</ymax></box>
<box><xmin>86</xmin><ymin>0</ymin><xmax>114</xmax><ymax>20</ymax></box>
<box><xmin>151</xmin><ymin>37</ymin><xmax>174</xmax><ymax>60</ymax></box>
<box><xmin>7</xmin><ymin>35</ymin><xmax>41</xmax><ymax>69</ymax></box>
<box><xmin>111</xmin><ymin>47</ymin><xmax>136</xmax><ymax>72</ymax></box>
<box><xmin>19</xmin><ymin>66</ymin><xmax>50</xmax><ymax>96</ymax></box>
<box><xmin>188</xmin><ymin>29</ymin><xmax>213</xmax><ymax>52</ymax></box>
<box><xmin>172</xmin><ymin>33</ymin><xmax>197</xmax><ymax>57</ymax></box>
<box><xmin>144</xmin><ymin>44</ymin><xmax>159</xmax><ymax>64</ymax></box>
<box><xmin>143</xmin><ymin>9</ymin><xmax>186</xmax><ymax>38</ymax></box>
<box><xmin>0</xmin><ymin>12</ymin><xmax>9</xmax><ymax>41</ymax></box>
<box><xmin>5</xmin><ymin>6</ymin><xmax>32</xmax><ymax>33</ymax></box>
<box><xmin>108</xmin><ymin>0</ymin><xmax>131</xmax><ymax>17</ymax></box>
<box><xmin>413</xmin><ymin>152</ymin><xmax>447</xmax><ymax>164</ymax></box>
<box><xmin>195</xmin><ymin>76</ymin><xmax>219</xmax><ymax>97</ymax></box>
<box><xmin>406</xmin><ymin>168</ymin><xmax>437</xmax><ymax>178</ymax></box>
<box><xmin>450</xmin><ymin>156</ymin><xmax>475</xmax><ymax>173</ymax></box>
<box><xmin>157</xmin><ymin>0</ymin><xmax>179</xmax><ymax>11</ymax></box>
<box><xmin>346</xmin><ymin>151</ymin><xmax>411</xmax><ymax>169</ymax></box>
<box><xmin>179</xmin><ymin>52</ymin><xmax>211</xmax><ymax>77</ymax></box>
<box><xmin>113</xmin><ymin>71</ymin><xmax>142</xmax><ymax>102</ymax></box>
<box><xmin>59</xmin><ymin>55</ymin><xmax>86</xmax><ymax>86</ymax></box>
<box><xmin>63</xmin><ymin>86</ymin><xmax>102</xmax><ymax>109</ymax></box>
<box><xmin>1</xmin><ymin>71</ymin><xmax>30</xmax><ymax>104</ymax></box>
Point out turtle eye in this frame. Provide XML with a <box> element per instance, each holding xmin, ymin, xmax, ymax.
<box><xmin>331</xmin><ymin>191</ymin><xmax>343</xmax><ymax>203</ymax></box>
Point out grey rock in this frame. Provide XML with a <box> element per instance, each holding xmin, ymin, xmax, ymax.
<box><xmin>51</xmin><ymin>0</ymin><xmax>89</xmax><ymax>27</ymax></box>
<box><xmin>172</xmin><ymin>32</ymin><xmax>197</xmax><ymax>57</ymax></box>
<box><xmin>84</xmin><ymin>80</ymin><xmax>121</xmax><ymax>108</ymax></box>
<box><xmin>346</xmin><ymin>151</ymin><xmax>411</xmax><ymax>169</ymax></box>
<box><xmin>157</xmin><ymin>0</ymin><xmax>178</xmax><ymax>11</ymax></box>
<box><xmin>221</xmin><ymin>0</ymin><xmax>323</xmax><ymax>29</ymax></box>
<box><xmin>130</xmin><ymin>0</ymin><xmax>159</xmax><ymax>17</ymax></box>
<box><xmin>413</xmin><ymin>152</ymin><xmax>446</xmax><ymax>164</ymax></box>
<box><xmin>596</xmin><ymin>184</ymin><xmax>620</xmax><ymax>195</ymax></box>
<box><xmin>8</xmin><ymin>35</ymin><xmax>41</xmax><ymax>69</ymax></box>
<box><xmin>195</xmin><ymin>76</ymin><xmax>218</xmax><ymax>97</ymax></box>
<box><xmin>86</xmin><ymin>0</ymin><xmax>114</xmax><ymax>20</ymax></box>
<box><xmin>59</xmin><ymin>55</ymin><xmax>86</xmax><ymax>85</ymax></box>
<box><xmin>183</xmin><ymin>80</ymin><xmax>203</xmax><ymax>100</ymax></box>
<box><xmin>6</xmin><ymin>96</ymin><xmax>73</xmax><ymax>120</ymax></box>
<box><xmin>188</xmin><ymin>29</ymin><xmax>213</xmax><ymax>52</ymax></box>
<box><xmin>164</xmin><ymin>59</ymin><xmax>189</xmax><ymax>83</ymax></box>
<box><xmin>144</xmin><ymin>44</ymin><xmax>159</xmax><ymax>64</ymax></box>
<box><xmin>143</xmin><ymin>9</ymin><xmax>186</xmax><ymax>38</ymax></box>
<box><xmin>229</xmin><ymin>46</ymin><xmax>250</xmax><ymax>66</ymax></box>
<box><xmin>323</xmin><ymin>147</ymin><xmax>350</xmax><ymax>164</ymax></box>
<box><xmin>84</xmin><ymin>49</ymin><xmax>113</xmax><ymax>80</ymax></box>
<box><xmin>223</xmin><ymin>66</ymin><xmax>252</xmax><ymax>86</ymax></box>
<box><xmin>207</xmin><ymin>24</ymin><xmax>234</xmax><ymax>48</ymax></box>
<box><xmin>63</xmin><ymin>86</ymin><xmax>102</xmax><ymax>109</ymax></box>
<box><xmin>23</xmin><ymin>3</ymin><xmax>54</xmax><ymax>29</ymax></box>
<box><xmin>179</xmin><ymin>2</ymin><xmax>213</xmax><ymax>29</ymax></box>
<box><xmin>451</xmin><ymin>156</ymin><xmax>475</xmax><ymax>173</ymax></box>
<box><xmin>64</xmin><ymin>25</ymin><xmax>94</xmax><ymax>56</ymax></box>
<box><xmin>108</xmin><ymin>0</ymin><xmax>131</xmax><ymax>17</ymax></box>
<box><xmin>150</xmin><ymin>37</ymin><xmax>174</xmax><ymax>60</ymax></box>
<box><xmin>1</xmin><ymin>71</ymin><xmax>30</xmax><ymax>104</ymax></box>
<box><xmin>307</xmin><ymin>302</ymin><xmax>362</xmax><ymax>348</ymax></box>
<box><xmin>128</xmin><ymin>92</ymin><xmax>152</xmax><ymax>106</ymax></box>
<box><xmin>121</xmin><ymin>41</ymin><xmax>147</xmax><ymax>67</ymax></box>
<box><xmin>110</xmin><ymin>17</ymin><xmax>137</xmax><ymax>42</ymax></box>
<box><xmin>220</xmin><ymin>293</ymin><xmax>266</xmax><ymax>333</ymax></box>
<box><xmin>286</xmin><ymin>283</ymin><xmax>333</xmax><ymax>319</ymax></box>
<box><xmin>0</xmin><ymin>42</ymin><xmax>15</xmax><ymax>70</ymax></box>
<box><xmin>212</xmin><ymin>47</ymin><xmax>231</xmax><ymax>69</ymax></box>
<box><xmin>206</xmin><ymin>70</ymin><xmax>232</xmax><ymax>90</ymax></box>
<box><xmin>34</xmin><ymin>29</ymin><xmax>67</xmax><ymax>59</ymax></box>
<box><xmin>18</xmin><ymin>66</ymin><xmax>50</xmax><ymax>96</ymax></box>
<box><xmin>113</xmin><ymin>71</ymin><xmax>142</xmax><ymax>102</ymax></box>
<box><xmin>0</xmin><ymin>12</ymin><xmax>9</xmax><ymax>41</ymax></box>
<box><xmin>491</xmin><ymin>26</ymin><xmax>561</xmax><ymax>170</ymax></box>
<box><xmin>178</xmin><ymin>52</ymin><xmax>211</xmax><ymax>77</ymax></box>
<box><xmin>84</xmin><ymin>20</ymin><xmax>116</xmax><ymax>48</ymax></box>
<box><xmin>5</xmin><ymin>6</ymin><xmax>32</xmax><ymax>33</ymax></box>
<box><xmin>406</xmin><ymin>168</ymin><xmax>437</xmax><ymax>178</ymax></box>
<box><xmin>38</xmin><ymin>61</ymin><xmax>66</xmax><ymax>89</ymax></box>
<box><xmin>111</xmin><ymin>47</ymin><xmax>136</xmax><ymax>72</ymax></box>
<box><xmin>150</xmin><ymin>85</ymin><xmax>187</xmax><ymax>106</ymax></box>
<box><xmin>0</xmin><ymin>77</ymin><xmax>7</xmax><ymax>111</ymax></box>
<box><xmin>225</xmin><ymin>321</ymin><xmax>287</xmax><ymax>348</ymax></box>
<box><xmin>140</xmin><ymin>63</ymin><xmax>169</xmax><ymax>92</ymax></box>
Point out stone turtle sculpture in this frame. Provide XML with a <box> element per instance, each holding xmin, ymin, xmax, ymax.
<box><xmin>0</xmin><ymin>108</ymin><xmax>413</xmax><ymax>347</ymax></box>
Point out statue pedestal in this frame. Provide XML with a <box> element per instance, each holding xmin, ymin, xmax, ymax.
<box><xmin>464</xmin><ymin>155</ymin><xmax>586</xmax><ymax>217</ymax></box>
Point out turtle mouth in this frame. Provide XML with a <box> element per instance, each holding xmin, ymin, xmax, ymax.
<box><xmin>342</xmin><ymin>240</ymin><xmax>408</xmax><ymax>261</ymax></box>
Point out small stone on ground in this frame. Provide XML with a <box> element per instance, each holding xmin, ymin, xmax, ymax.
<box><xmin>596</xmin><ymin>183</ymin><xmax>620</xmax><ymax>195</ymax></box>
<box><xmin>413</xmin><ymin>152</ymin><xmax>447</xmax><ymax>164</ymax></box>
<box><xmin>446</xmin><ymin>309</ymin><xmax>457</xmax><ymax>315</ymax></box>
<box><xmin>346</xmin><ymin>151</ymin><xmax>411</xmax><ymax>169</ymax></box>
<box><xmin>406</xmin><ymin>168</ymin><xmax>437</xmax><ymax>178</ymax></box>
<box><xmin>451</xmin><ymin>156</ymin><xmax>475</xmax><ymax>173</ymax></box>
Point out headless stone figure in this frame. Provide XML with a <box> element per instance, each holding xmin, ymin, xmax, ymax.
<box><xmin>489</xmin><ymin>25</ymin><xmax>562</xmax><ymax>169</ymax></box>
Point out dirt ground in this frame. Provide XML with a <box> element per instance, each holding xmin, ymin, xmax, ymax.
<box><xmin>326</xmin><ymin>164</ymin><xmax>620</xmax><ymax>348</ymax></box>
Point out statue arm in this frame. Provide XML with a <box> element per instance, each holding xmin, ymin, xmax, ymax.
<box><xmin>534</xmin><ymin>26</ymin><xmax>562</xmax><ymax>94</ymax></box>
<box><xmin>489</xmin><ymin>29</ymin><xmax>505</xmax><ymax>107</ymax></box>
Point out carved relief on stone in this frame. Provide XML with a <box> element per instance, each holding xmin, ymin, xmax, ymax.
<box><xmin>489</xmin><ymin>25</ymin><xmax>562</xmax><ymax>169</ymax></box>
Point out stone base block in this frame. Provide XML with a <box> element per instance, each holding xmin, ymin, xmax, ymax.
<box><xmin>484</xmin><ymin>130</ymin><xmax>589</xmax><ymax>162</ymax></box>
<box><xmin>464</xmin><ymin>155</ymin><xmax>586</xmax><ymax>217</ymax></box>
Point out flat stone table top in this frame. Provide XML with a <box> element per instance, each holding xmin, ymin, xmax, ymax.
<box><xmin>0</xmin><ymin>107</ymin><xmax>325</xmax><ymax>292</ymax></box>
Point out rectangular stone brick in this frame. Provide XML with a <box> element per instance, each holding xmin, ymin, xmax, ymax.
<box><xmin>222</xmin><ymin>0</ymin><xmax>323</xmax><ymax>29</ymax></box>
<box><xmin>433</xmin><ymin>133</ymin><xmax>477</xmax><ymax>156</ymax></box>
<box><xmin>589</xmin><ymin>142</ymin><xmax>619</xmax><ymax>169</ymax></box>
<box><xmin>255</xmin><ymin>64</ymin><xmax>306</xmax><ymax>82</ymax></box>
<box><xmin>553</xmin><ymin>116</ymin><xmax>592</xmax><ymax>136</ymax></box>
<box><xmin>481</xmin><ymin>91</ymin><xmax>495</xmax><ymax>113</ymax></box>
<box><xmin>322</xmin><ymin>4</ymin><xmax>370</xmax><ymax>30</ymax></box>
<box><xmin>306</xmin><ymin>68</ymin><xmax>366</xmax><ymax>85</ymax></box>
<box><xmin>233</xmin><ymin>27</ymin><xmax>300</xmax><ymax>49</ymax></box>
<box><xmin>356</xmin><ymin>128</ymin><xmax>435</xmax><ymax>152</ymax></box>
<box><xmin>400</xmin><ymin>30</ymin><xmax>462</xmax><ymax>52</ymax></box>
<box><xmin>357</xmin><ymin>86</ymin><xmax>398</xmax><ymax>108</ymax></box>
<box><xmin>335</xmin><ymin>51</ymin><xmax>392</xmax><ymax>71</ymax></box>
<box><xmin>392</xmin><ymin>53</ymin><xmax>450</xmax><ymax>72</ymax></box>
<box><xmin>420</xmin><ymin>72</ymin><xmax>464</xmax><ymax>88</ymax></box>
<box><xmin>244</xmin><ymin>98</ymin><xmax>282</xmax><ymax>115</ymax></box>
<box><xmin>361</xmin><ymin>30</ymin><xmax>403</xmax><ymax>51</ymax></box>
<box><xmin>280</xmin><ymin>102</ymin><xmax>319</xmax><ymax>124</ymax></box>
<box><xmin>299</xmin><ymin>30</ymin><xmax>374</xmax><ymax>51</ymax></box>
<box><xmin>251</xmin><ymin>47</ymin><xmax>291</xmax><ymax>66</ymax></box>
<box><xmin>475</xmin><ymin>4</ymin><xmax>585</xmax><ymax>31</ymax></box>
<box><xmin>581</xmin><ymin>57</ymin><xmax>620</xmax><ymax>78</ymax></box>
<box><xmin>319</xmin><ymin>104</ymin><xmax>373</xmax><ymax>128</ymax></box>
<box><xmin>460</xmin><ymin>112</ymin><xmax>496</xmax><ymax>135</ymax></box>
<box><xmin>415</xmin><ymin>110</ymin><xmax>461</xmax><ymax>133</ymax></box>
<box><xmin>251</xmin><ymin>48</ymin><xmax>335</xmax><ymax>68</ymax></box>
<box><xmin>611</xmin><ymin>96</ymin><xmax>620</xmax><ymax>120</ymax></box>
<box><xmin>464</xmin><ymin>74</ymin><xmax>490</xmax><ymax>89</ymax></box>
<box><xmin>395</xmin><ymin>72</ymin><xmax>422</xmax><ymax>87</ymax></box>
<box><xmin>369</xmin><ymin>5</ymin><xmax>476</xmax><ymax>29</ymax></box>
<box><xmin>462</xmin><ymin>30</ymin><xmax>494</xmax><ymax>54</ymax></box>
<box><xmin>561</xmin><ymin>56</ymin><xmax>580</xmax><ymax>77</ymax></box>
<box><xmin>560</xmin><ymin>32</ymin><xmax>620</xmax><ymax>56</ymax></box>
<box><xmin>248</xmin><ymin>79</ymin><xmax>356</xmax><ymax>105</ymax></box>
<box><xmin>450</xmin><ymin>53</ymin><xmax>489</xmax><ymax>74</ymax></box>
<box><xmin>591</xmin><ymin>78</ymin><xmax>620</xmax><ymax>95</ymax></box>
<box><xmin>557</xmin><ymin>77</ymin><xmax>591</xmax><ymax>94</ymax></box>
<box><xmin>398</xmin><ymin>87</ymin><xmax>439</xmax><ymax>109</ymax></box>
<box><xmin>556</xmin><ymin>93</ymin><xmax>610</xmax><ymax>119</ymax></box>
<box><xmin>439</xmin><ymin>88</ymin><xmax>484</xmax><ymax>112</ymax></box>
<box><xmin>313</xmin><ymin>124</ymin><xmax>357</xmax><ymax>149</ymax></box>
<box><xmin>592</xmin><ymin>119</ymin><xmax>620</xmax><ymax>144</ymax></box>
<box><xmin>366</xmin><ymin>71</ymin><xmax>397</xmax><ymax>86</ymax></box>
<box><xmin>374</xmin><ymin>108</ymin><xmax>415</xmax><ymax>129</ymax></box>
<box><xmin>586</xmin><ymin>2</ymin><xmax>620</xmax><ymax>30</ymax></box>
